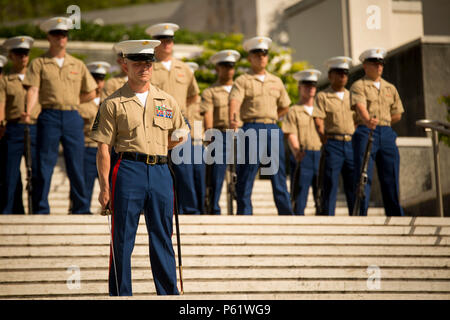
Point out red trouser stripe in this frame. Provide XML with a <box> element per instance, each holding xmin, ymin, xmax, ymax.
<box><xmin>109</xmin><ymin>158</ymin><xmax>122</xmax><ymax>279</ymax></box>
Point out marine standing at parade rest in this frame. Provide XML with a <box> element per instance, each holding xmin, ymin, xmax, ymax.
<box><xmin>350</xmin><ymin>48</ymin><xmax>405</xmax><ymax>216</ymax></box>
<box><xmin>146</xmin><ymin>23</ymin><xmax>202</xmax><ymax>214</ymax></box>
<box><xmin>77</xmin><ymin>61</ymin><xmax>110</xmax><ymax>214</ymax></box>
<box><xmin>229</xmin><ymin>36</ymin><xmax>293</xmax><ymax>215</ymax></box>
<box><xmin>283</xmin><ymin>69</ymin><xmax>322</xmax><ymax>215</ymax></box>
<box><xmin>102</xmin><ymin>43</ymin><xmax>128</xmax><ymax>99</ymax></box>
<box><xmin>23</xmin><ymin>17</ymin><xmax>97</xmax><ymax>214</ymax></box>
<box><xmin>313</xmin><ymin>57</ymin><xmax>355</xmax><ymax>216</ymax></box>
<box><xmin>0</xmin><ymin>36</ymin><xmax>41</xmax><ymax>214</ymax></box>
<box><xmin>90</xmin><ymin>40</ymin><xmax>189</xmax><ymax>296</ymax></box>
<box><xmin>201</xmin><ymin>49</ymin><xmax>241</xmax><ymax>214</ymax></box>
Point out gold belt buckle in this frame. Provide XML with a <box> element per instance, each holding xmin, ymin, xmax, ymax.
<box><xmin>146</xmin><ymin>155</ymin><xmax>157</xmax><ymax>165</ymax></box>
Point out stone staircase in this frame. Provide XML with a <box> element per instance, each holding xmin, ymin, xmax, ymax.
<box><xmin>1</xmin><ymin>156</ymin><xmax>448</xmax><ymax>299</ymax></box>
<box><xmin>0</xmin><ymin>215</ymin><xmax>449</xmax><ymax>299</ymax></box>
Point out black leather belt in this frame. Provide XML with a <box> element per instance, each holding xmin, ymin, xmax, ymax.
<box><xmin>120</xmin><ymin>152</ymin><xmax>168</xmax><ymax>165</ymax></box>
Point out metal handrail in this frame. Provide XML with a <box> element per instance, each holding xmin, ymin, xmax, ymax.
<box><xmin>416</xmin><ymin>119</ymin><xmax>450</xmax><ymax>135</ymax></box>
<box><xmin>416</xmin><ymin>119</ymin><xmax>450</xmax><ymax>217</ymax></box>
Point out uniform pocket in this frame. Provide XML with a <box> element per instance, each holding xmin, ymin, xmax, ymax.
<box><xmin>269</xmin><ymin>88</ymin><xmax>280</xmax><ymax>99</ymax></box>
<box><xmin>383</xmin><ymin>90</ymin><xmax>394</xmax><ymax>106</ymax></box>
<box><xmin>153</xmin><ymin>117</ymin><xmax>172</xmax><ymax>146</ymax></box>
<box><xmin>127</xmin><ymin>115</ymin><xmax>141</xmax><ymax>131</ymax></box>
<box><xmin>325</xmin><ymin>104</ymin><xmax>340</xmax><ymax>123</ymax></box>
<box><xmin>297</xmin><ymin>115</ymin><xmax>310</xmax><ymax>128</ymax></box>
<box><xmin>67</xmin><ymin>71</ymin><xmax>81</xmax><ymax>82</ymax></box>
<box><xmin>153</xmin><ymin>116</ymin><xmax>173</xmax><ymax>130</ymax></box>
<box><xmin>175</xmin><ymin>73</ymin><xmax>189</xmax><ymax>84</ymax></box>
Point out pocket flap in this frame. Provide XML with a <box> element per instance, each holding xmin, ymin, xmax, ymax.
<box><xmin>154</xmin><ymin>116</ymin><xmax>173</xmax><ymax>130</ymax></box>
<box><xmin>127</xmin><ymin>116</ymin><xmax>141</xmax><ymax>131</ymax></box>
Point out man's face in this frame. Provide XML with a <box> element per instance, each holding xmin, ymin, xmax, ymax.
<box><xmin>248</xmin><ymin>51</ymin><xmax>269</xmax><ymax>70</ymax></box>
<box><xmin>154</xmin><ymin>37</ymin><xmax>174</xmax><ymax>57</ymax></box>
<box><xmin>299</xmin><ymin>82</ymin><xmax>317</xmax><ymax>100</ymax></box>
<box><xmin>95</xmin><ymin>78</ymin><xmax>105</xmax><ymax>91</ymax></box>
<box><xmin>124</xmin><ymin>59</ymin><xmax>153</xmax><ymax>83</ymax></box>
<box><xmin>47</xmin><ymin>30</ymin><xmax>68</xmax><ymax>49</ymax></box>
<box><xmin>9</xmin><ymin>50</ymin><xmax>29</xmax><ymax>69</ymax></box>
<box><xmin>329</xmin><ymin>69</ymin><xmax>348</xmax><ymax>88</ymax></box>
<box><xmin>363</xmin><ymin>60</ymin><xmax>384</xmax><ymax>79</ymax></box>
<box><xmin>216</xmin><ymin>63</ymin><xmax>235</xmax><ymax>82</ymax></box>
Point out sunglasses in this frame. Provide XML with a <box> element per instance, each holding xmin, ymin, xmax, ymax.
<box><xmin>48</xmin><ymin>30</ymin><xmax>69</xmax><ymax>37</ymax></box>
<box><xmin>249</xmin><ymin>49</ymin><xmax>269</xmax><ymax>56</ymax></box>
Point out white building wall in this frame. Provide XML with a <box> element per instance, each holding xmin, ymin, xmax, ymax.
<box><xmin>285</xmin><ymin>0</ymin><xmax>424</xmax><ymax>79</ymax></box>
<box><xmin>286</xmin><ymin>0</ymin><xmax>346</xmax><ymax>72</ymax></box>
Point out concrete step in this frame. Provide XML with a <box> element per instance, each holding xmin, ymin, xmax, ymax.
<box><xmin>2</xmin><ymin>267</ymin><xmax>449</xmax><ymax>283</ymax></box>
<box><xmin>2</xmin><ymin>256</ymin><xmax>449</xmax><ymax>270</ymax></box>
<box><xmin>1</xmin><ymin>223</ymin><xmax>448</xmax><ymax>236</ymax></box>
<box><xmin>2</xmin><ymin>280</ymin><xmax>450</xmax><ymax>298</ymax></box>
<box><xmin>2</xmin><ymin>244</ymin><xmax>450</xmax><ymax>258</ymax></box>
<box><xmin>1</xmin><ymin>234</ymin><xmax>447</xmax><ymax>246</ymax></box>
<box><xmin>8</xmin><ymin>215</ymin><xmax>439</xmax><ymax>225</ymax></box>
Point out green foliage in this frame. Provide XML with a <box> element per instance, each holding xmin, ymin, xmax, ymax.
<box><xmin>0</xmin><ymin>0</ymin><xmax>174</xmax><ymax>23</ymax></box>
<box><xmin>438</xmin><ymin>95</ymin><xmax>450</xmax><ymax>147</ymax></box>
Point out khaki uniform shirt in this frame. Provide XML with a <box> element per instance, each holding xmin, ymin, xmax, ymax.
<box><xmin>90</xmin><ymin>83</ymin><xmax>188</xmax><ymax>156</ymax></box>
<box><xmin>186</xmin><ymin>96</ymin><xmax>204</xmax><ymax>143</ymax></box>
<box><xmin>78</xmin><ymin>98</ymin><xmax>100</xmax><ymax>147</ymax></box>
<box><xmin>282</xmin><ymin>105</ymin><xmax>322</xmax><ymax>151</ymax></box>
<box><xmin>229</xmin><ymin>71</ymin><xmax>291</xmax><ymax>123</ymax></box>
<box><xmin>313</xmin><ymin>87</ymin><xmax>355</xmax><ymax>135</ymax></box>
<box><xmin>200</xmin><ymin>82</ymin><xmax>243</xmax><ymax>129</ymax></box>
<box><xmin>23</xmin><ymin>52</ymin><xmax>97</xmax><ymax>109</ymax></box>
<box><xmin>102</xmin><ymin>74</ymin><xmax>128</xmax><ymax>100</ymax></box>
<box><xmin>151</xmin><ymin>58</ymin><xmax>199</xmax><ymax>117</ymax></box>
<box><xmin>350</xmin><ymin>76</ymin><xmax>404</xmax><ymax>126</ymax></box>
<box><xmin>0</xmin><ymin>72</ymin><xmax>41</xmax><ymax>124</ymax></box>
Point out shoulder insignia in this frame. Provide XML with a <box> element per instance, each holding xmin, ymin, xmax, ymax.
<box><xmin>91</xmin><ymin>110</ymin><xmax>100</xmax><ymax>131</ymax></box>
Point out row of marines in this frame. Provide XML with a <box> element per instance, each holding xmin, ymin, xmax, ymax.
<box><xmin>0</xmin><ymin>17</ymin><xmax>405</xmax><ymax>296</ymax></box>
<box><xmin>0</xmin><ymin>19</ymin><xmax>404</xmax><ymax>218</ymax></box>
